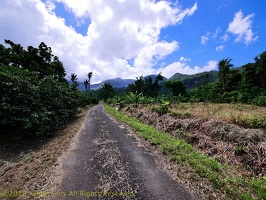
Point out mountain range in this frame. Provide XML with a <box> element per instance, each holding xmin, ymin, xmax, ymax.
<box><xmin>169</xmin><ymin>70</ymin><xmax>218</xmax><ymax>89</ymax></box>
<box><xmin>75</xmin><ymin>70</ymin><xmax>219</xmax><ymax>91</ymax></box>
<box><xmin>90</xmin><ymin>78</ymin><xmax>135</xmax><ymax>90</ymax></box>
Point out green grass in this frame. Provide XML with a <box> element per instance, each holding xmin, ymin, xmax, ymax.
<box><xmin>231</xmin><ymin>113</ymin><xmax>266</xmax><ymax>129</ymax></box>
<box><xmin>105</xmin><ymin>103</ymin><xmax>266</xmax><ymax>200</ymax></box>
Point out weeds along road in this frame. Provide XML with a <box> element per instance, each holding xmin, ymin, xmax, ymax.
<box><xmin>56</xmin><ymin>103</ymin><xmax>199</xmax><ymax>200</ymax></box>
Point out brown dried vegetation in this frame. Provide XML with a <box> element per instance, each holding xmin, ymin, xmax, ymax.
<box><xmin>121</xmin><ymin>104</ymin><xmax>266</xmax><ymax>176</ymax></box>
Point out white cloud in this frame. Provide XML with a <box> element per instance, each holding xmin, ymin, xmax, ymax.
<box><xmin>134</xmin><ymin>40</ymin><xmax>179</xmax><ymax>72</ymax></box>
<box><xmin>173</xmin><ymin>2</ymin><xmax>198</xmax><ymax>24</ymax></box>
<box><xmin>201</xmin><ymin>28</ymin><xmax>221</xmax><ymax>45</ymax></box>
<box><xmin>216</xmin><ymin>4</ymin><xmax>230</xmax><ymax>12</ymax></box>
<box><xmin>179</xmin><ymin>56</ymin><xmax>190</xmax><ymax>63</ymax></box>
<box><xmin>220</xmin><ymin>33</ymin><xmax>229</xmax><ymax>42</ymax></box>
<box><xmin>201</xmin><ymin>31</ymin><xmax>210</xmax><ymax>45</ymax></box>
<box><xmin>216</xmin><ymin>45</ymin><xmax>225</xmax><ymax>51</ymax></box>
<box><xmin>55</xmin><ymin>0</ymin><xmax>91</xmax><ymax>18</ymax></box>
<box><xmin>227</xmin><ymin>10</ymin><xmax>258</xmax><ymax>45</ymax></box>
<box><xmin>212</xmin><ymin>27</ymin><xmax>221</xmax><ymax>39</ymax></box>
<box><xmin>0</xmin><ymin>0</ymin><xmax>198</xmax><ymax>83</ymax></box>
<box><xmin>157</xmin><ymin>58</ymin><xmax>218</xmax><ymax>78</ymax></box>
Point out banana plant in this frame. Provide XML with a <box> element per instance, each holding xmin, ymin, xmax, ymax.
<box><xmin>160</xmin><ymin>99</ymin><xmax>170</xmax><ymax>114</ymax></box>
<box><xmin>127</xmin><ymin>91</ymin><xmax>143</xmax><ymax>106</ymax></box>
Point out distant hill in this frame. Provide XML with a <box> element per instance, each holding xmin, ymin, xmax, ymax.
<box><xmin>68</xmin><ymin>71</ymin><xmax>218</xmax><ymax>91</ymax></box>
<box><xmin>169</xmin><ymin>71</ymin><xmax>219</xmax><ymax>89</ymax></box>
<box><xmin>90</xmin><ymin>78</ymin><xmax>135</xmax><ymax>90</ymax></box>
<box><xmin>68</xmin><ymin>76</ymin><xmax>165</xmax><ymax>91</ymax></box>
<box><xmin>90</xmin><ymin>75</ymin><xmax>168</xmax><ymax>91</ymax></box>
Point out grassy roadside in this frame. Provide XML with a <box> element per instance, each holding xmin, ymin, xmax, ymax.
<box><xmin>105</xmin><ymin>103</ymin><xmax>266</xmax><ymax>200</ymax></box>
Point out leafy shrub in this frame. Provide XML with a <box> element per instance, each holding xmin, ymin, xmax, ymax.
<box><xmin>152</xmin><ymin>99</ymin><xmax>170</xmax><ymax>115</ymax></box>
<box><xmin>252</xmin><ymin>96</ymin><xmax>266</xmax><ymax>106</ymax></box>
<box><xmin>0</xmin><ymin>65</ymin><xmax>86</xmax><ymax>137</ymax></box>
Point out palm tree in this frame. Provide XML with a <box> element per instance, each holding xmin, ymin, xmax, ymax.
<box><xmin>84</xmin><ymin>79</ymin><xmax>89</xmax><ymax>96</ymax></box>
<box><xmin>87</xmin><ymin>72</ymin><xmax>93</xmax><ymax>92</ymax></box>
<box><xmin>69</xmin><ymin>73</ymin><xmax>78</xmax><ymax>89</ymax></box>
<box><xmin>218</xmin><ymin>58</ymin><xmax>233</xmax><ymax>91</ymax></box>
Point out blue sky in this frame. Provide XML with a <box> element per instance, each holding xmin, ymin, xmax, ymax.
<box><xmin>0</xmin><ymin>0</ymin><xmax>265</xmax><ymax>83</ymax></box>
<box><xmin>169</xmin><ymin>0</ymin><xmax>265</xmax><ymax>69</ymax></box>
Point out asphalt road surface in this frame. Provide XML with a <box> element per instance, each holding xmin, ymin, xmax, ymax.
<box><xmin>56</xmin><ymin>103</ymin><xmax>200</xmax><ymax>200</ymax></box>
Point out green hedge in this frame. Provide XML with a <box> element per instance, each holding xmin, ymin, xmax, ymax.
<box><xmin>0</xmin><ymin>65</ymin><xmax>86</xmax><ymax>137</ymax></box>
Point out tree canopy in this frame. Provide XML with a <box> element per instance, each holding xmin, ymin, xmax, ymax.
<box><xmin>0</xmin><ymin>40</ymin><xmax>66</xmax><ymax>81</ymax></box>
<box><xmin>99</xmin><ymin>83</ymin><xmax>116</xmax><ymax>101</ymax></box>
<box><xmin>164</xmin><ymin>80</ymin><xmax>187</xmax><ymax>97</ymax></box>
<box><xmin>126</xmin><ymin>73</ymin><xmax>164</xmax><ymax>97</ymax></box>
<box><xmin>0</xmin><ymin>40</ymin><xmax>90</xmax><ymax>138</ymax></box>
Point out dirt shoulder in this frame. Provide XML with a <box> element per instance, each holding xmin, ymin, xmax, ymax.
<box><xmin>0</xmin><ymin>106</ymin><xmax>93</xmax><ymax>200</ymax></box>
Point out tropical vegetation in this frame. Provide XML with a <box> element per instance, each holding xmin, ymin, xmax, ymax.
<box><xmin>0</xmin><ymin>40</ymin><xmax>96</xmax><ymax>137</ymax></box>
<box><xmin>1</xmin><ymin>38</ymin><xmax>266</xmax><ymax>135</ymax></box>
<box><xmin>106</xmin><ymin>50</ymin><xmax>266</xmax><ymax>107</ymax></box>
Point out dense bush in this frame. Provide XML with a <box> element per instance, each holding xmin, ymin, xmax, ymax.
<box><xmin>0</xmin><ymin>64</ymin><xmax>86</xmax><ymax>137</ymax></box>
<box><xmin>252</xmin><ymin>95</ymin><xmax>266</xmax><ymax>106</ymax></box>
<box><xmin>0</xmin><ymin>40</ymin><xmax>92</xmax><ymax>138</ymax></box>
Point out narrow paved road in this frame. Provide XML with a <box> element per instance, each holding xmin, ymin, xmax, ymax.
<box><xmin>56</xmin><ymin>103</ymin><xmax>200</xmax><ymax>200</ymax></box>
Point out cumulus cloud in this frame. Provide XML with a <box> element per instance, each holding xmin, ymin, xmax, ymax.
<box><xmin>157</xmin><ymin>57</ymin><xmax>218</xmax><ymax>78</ymax></box>
<box><xmin>227</xmin><ymin>10</ymin><xmax>258</xmax><ymax>45</ymax></box>
<box><xmin>0</xmin><ymin>0</ymin><xmax>198</xmax><ymax>83</ymax></box>
<box><xmin>216</xmin><ymin>45</ymin><xmax>225</xmax><ymax>51</ymax></box>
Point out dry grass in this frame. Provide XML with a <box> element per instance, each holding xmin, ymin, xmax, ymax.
<box><xmin>124</xmin><ymin>104</ymin><xmax>266</xmax><ymax>175</ymax></box>
<box><xmin>92</xmin><ymin>120</ymin><xmax>137</xmax><ymax>199</ymax></box>
<box><xmin>112</xmin><ymin>104</ymin><xmax>266</xmax><ymax>199</ymax></box>
<box><xmin>169</xmin><ymin>102</ymin><xmax>266</xmax><ymax>123</ymax></box>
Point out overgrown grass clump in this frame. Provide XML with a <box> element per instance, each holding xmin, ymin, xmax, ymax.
<box><xmin>231</xmin><ymin>113</ymin><xmax>266</xmax><ymax>129</ymax></box>
<box><xmin>105</xmin><ymin>103</ymin><xmax>266</xmax><ymax>200</ymax></box>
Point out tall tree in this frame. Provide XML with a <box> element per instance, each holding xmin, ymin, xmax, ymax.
<box><xmin>126</xmin><ymin>73</ymin><xmax>163</xmax><ymax>97</ymax></box>
<box><xmin>4</xmin><ymin>39</ymin><xmax>25</xmax><ymax>68</ymax></box>
<box><xmin>164</xmin><ymin>80</ymin><xmax>187</xmax><ymax>97</ymax></box>
<box><xmin>218</xmin><ymin>58</ymin><xmax>233</xmax><ymax>91</ymax></box>
<box><xmin>241</xmin><ymin>63</ymin><xmax>260</xmax><ymax>88</ymax></box>
<box><xmin>99</xmin><ymin>83</ymin><xmax>116</xmax><ymax>101</ymax></box>
<box><xmin>2</xmin><ymin>40</ymin><xmax>66</xmax><ymax>81</ymax></box>
<box><xmin>87</xmin><ymin>72</ymin><xmax>93</xmax><ymax>91</ymax></box>
<box><xmin>149</xmin><ymin>73</ymin><xmax>164</xmax><ymax>97</ymax></box>
<box><xmin>84</xmin><ymin>79</ymin><xmax>89</xmax><ymax>96</ymax></box>
<box><xmin>0</xmin><ymin>44</ymin><xmax>11</xmax><ymax>65</ymax></box>
<box><xmin>69</xmin><ymin>73</ymin><xmax>79</xmax><ymax>89</ymax></box>
<box><xmin>38</xmin><ymin>42</ymin><xmax>53</xmax><ymax>64</ymax></box>
<box><xmin>50</xmin><ymin>55</ymin><xmax>66</xmax><ymax>82</ymax></box>
<box><xmin>254</xmin><ymin>51</ymin><xmax>266</xmax><ymax>88</ymax></box>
